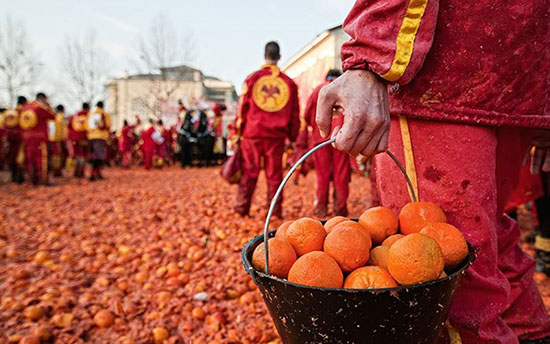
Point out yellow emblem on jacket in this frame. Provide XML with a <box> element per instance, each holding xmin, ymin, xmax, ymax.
<box><xmin>4</xmin><ymin>110</ymin><xmax>19</xmax><ymax>128</ymax></box>
<box><xmin>72</xmin><ymin>116</ymin><xmax>86</xmax><ymax>132</ymax></box>
<box><xmin>252</xmin><ymin>75</ymin><xmax>290</xmax><ymax>112</ymax></box>
<box><xmin>20</xmin><ymin>110</ymin><xmax>38</xmax><ymax>130</ymax></box>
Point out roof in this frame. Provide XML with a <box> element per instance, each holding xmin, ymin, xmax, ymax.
<box><xmin>281</xmin><ymin>25</ymin><xmax>343</xmax><ymax>71</ymax></box>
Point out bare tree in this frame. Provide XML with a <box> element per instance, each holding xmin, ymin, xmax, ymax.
<box><xmin>0</xmin><ymin>15</ymin><xmax>41</xmax><ymax>106</ymax></box>
<box><xmin>60</xmin><ymin>31</ymin><xmax>108</xmax><ymax>104</ymax></box>
<box><xmin>133</xmin><ymin>14</ymin><xmax>196</xmax><ymax>118</ymax></box>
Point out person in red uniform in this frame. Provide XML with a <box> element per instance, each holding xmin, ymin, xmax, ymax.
<box><xmin>19</xmin><ymin>93</ymin><xmax>56</xmax><ymax>185</ymax></box>
<box><xmin>4</xmin><ymin>97</ymin><xmax>26</xmax><ymax>183</ymax></box>
<box><xmin>68</xmin><ymin>103</ymin><xmax>90</xmax><ymax>178</ymax></box>
<box><xmin>315</xmin><ymin>1</ymin><xmax>550</xmax><ymax>343</ymax></box>
<box><xmin>141</xmin><ymin>119</ymin><xmax>158</xmax><ymax>170</ymax></box>
<box><xmin>119</xmin><ymin>118</ymin><xmax>139</xmax><ymax>168</ymax></box>
<box><xmin>299</xmin><ymin>70</ymin><xmax>350</xmax><ymax>217</ymax></box>
<box><xmin>233</xmin><ymin>41</ymin><xmax>300</xmax><ymax>218</ymax></box>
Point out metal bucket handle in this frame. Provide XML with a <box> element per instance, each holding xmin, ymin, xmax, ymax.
<box><xmin>259</xmin><ymin>138</ymin><xmax>418</xmax><ymax>276</ymax></box>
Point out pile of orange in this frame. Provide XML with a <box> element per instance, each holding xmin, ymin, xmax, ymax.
<box><xmin>252</xmin><ymin>202</ymin><xmax>469</xmax><ymax>289</ymax></box>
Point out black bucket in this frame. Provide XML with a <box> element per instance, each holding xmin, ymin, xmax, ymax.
<box><xmin>242</xmin><ymin>229</ymin><xmax>475</xmax><ymax>344</ymax></box>
<box><xmin>241</xmin><ymin>140</ymin><xmax>476</xmax><ymax>343</ymax></box>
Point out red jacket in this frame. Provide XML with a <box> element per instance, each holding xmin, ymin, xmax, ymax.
<box><xmin>119</xmin><ymin>125</ymin><xmax>135</xmax><ymax>153</ymax></box>
<box><xmin>342</xmin><ymin>0</ymin><xmax>549</xmax><ymax>129</ymax></box>
<box><xmin>141</xmin><ymin>126</ymin><xmax>156</xmax><ymax>152</ymax></box>
<box><xmin>20</xmin><ymin>101</ymin><xmax>55</xmax><ymax>142</ymax></box>
<box><xmin>235</xmin><ymin>64</ymin><xmax>300</xmax><ymax>141</ymax></box>
<box><xmin>300</xmin><ymin>82</ymin><xmax>344</xmax><ymax>147</ymax></box>
<box><xmin>68</xmin><ymin>110</ymin><xmax>89</xmax><ymax>142</ymax></box>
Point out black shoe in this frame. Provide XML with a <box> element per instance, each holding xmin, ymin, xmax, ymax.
<box><xmin>520</xmin><ymin>338</ymin><xmax>550</xmax><ymax>344</ymax></box>
<box><xmin>89</xmin><ymin>176</ymin><xmax>96</xmax><ymax>182</ymax></box>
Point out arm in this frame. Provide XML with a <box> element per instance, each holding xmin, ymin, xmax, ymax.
<box><xmin>315</xmin><ymin>0</ymin><xmax>439</xmax><ymax>156</ymax></box>
<box><xmin>288</xmin><ymin>82</ymin><xmax>300</xmax><ymax>142</ymax></box>
<box><xmin>234</xmin><ymin>79</ymin><xmax>251</xmax><ymax>139</ymax></box>
<box><xmin>342</xmin><ymin>0</ymin><xmax>439</xmax><ymax>84</ymax></box>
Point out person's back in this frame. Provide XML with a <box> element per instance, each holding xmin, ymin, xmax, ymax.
<box><xmin>233</xmin><ymin>41</ymin><xmax>300</xmax><ymax>218</ymax></box>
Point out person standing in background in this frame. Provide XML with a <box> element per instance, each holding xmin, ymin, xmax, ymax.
<box><xmin>67</xmin><ymin>103</ymin><xmax>90</xmax><ymax>178</ymax></box>
<box><xmin>19</xmin><ymin>93</ymin><xmax>55</xmax><ymax>185</ymax></box>
<box><xmin>48</xmin><ymin>104</ymin><xmax>66</xmax><ymax>177</ymax></box>
<box><xmin>119</xmin><ymin>117</ymin><xmax>139</xmax><ymax>168</ymax></box>
<box><xmin>4</xmin><ymin>96</ymin><xmax>27</xmax><ymax>183</ymax></box>
<box><xmin>233</xmin><ymin>41</ymin><xmax>300</xmax><ymax>218</ymax></box>
<box><xmin>85</xmin><ymin>101</ymin><xmax>110</xmax><ymax>181</ymax></box>
<box><xmin>298</xmin><ymin>69</ymin><xmax>350</xmax><ymax>217</ymax></box>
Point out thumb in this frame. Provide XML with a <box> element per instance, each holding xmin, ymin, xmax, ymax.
<box><xmin>316</xmin><ymin>84</ymin><xmax>337</xmax><ymax>138</ymax></box>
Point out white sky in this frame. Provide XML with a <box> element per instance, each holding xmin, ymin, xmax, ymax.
<box><xmin>0</xmin><ymin>0</ymin><xmax>355</xmax><ymax>109</ymax></box>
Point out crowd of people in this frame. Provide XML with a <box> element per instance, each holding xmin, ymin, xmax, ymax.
<box><xmin>0</xmin><ymin>95</ymin><xmax>228</xmax><ymax>185</ymax></box>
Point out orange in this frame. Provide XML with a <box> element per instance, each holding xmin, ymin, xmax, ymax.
<box><xmin>387</xmin><ymin>233</ymin><xmax>444</xmax><ymax>286</ymax></box>
<box><xmin>288</xmin><ymin>251</ymin><xmax>343</xmax><ymax>288</ymax></box>
<box><xmin>382</xmin><ymin>234</ymin><xmax>405</xmax><ymax>248</ymax></box>
<box><xmin>324</xmin><ymin>216</ymin><xmax>348</xmax><ymax>233</ymax></box>
<box><xmin>358</xmin><ymin>206</ymin><xmax>398</xmax><ymax>245</ymax></box>
<box><xmin>324</xmin><ymin>223</ymin><xmax>371</xmax><ymax>272</ymax></box>
<box><xmin>344</xmin><ymin>266</ymin><xmax>398</xmax><ymax>289</ymax></box>
<box><xmin>399</xmin><ymin>202</ymin><xmax>447</xmax><ymax>235</ymax></box>
<box><xmin>367</xmin><ymin>246</ymin><xmax>389</xmax><ymax>270</ymax></box>
<box><xmin>252</xmin><ymin>238</ymin><xmax>297</xmax><ymax>279</ymax></box>
<box><xmin>420</xmin><ymin>222</ymin><xmax>468</xmax><ymax>269</ymax></box>
<box><xmin>333</xmin><ymin>220</ymin><xmax>372</xmax><ymax>242</ymax></box>
<box><xmin>285</xmin><ymin>218</ymin><xmax>326</xmax><ymax>256</ymax></box>
<box><xmin>274</xmin><ymin>221</ymin><xmax>293</xmax><ymax>240</ymax></box>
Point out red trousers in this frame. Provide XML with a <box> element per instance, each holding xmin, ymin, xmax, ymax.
<box><xmin>235</xmin><ymin>138</ymin><xmax>285</xmax><ymax>217</ymax></box>
<box><xmin>143</xmin><ymin>148</ymin><xmax>154</xmax><ymax>170</ymax></box>
<box><xmin>374</xmin><ymin>118</ymin><xmax>550</xmax><ymax>343</ymax></box>
<box><xmin>24</xmin><ymin>139</ymin><xmax>49</xmax><ymax>185</ymax></box>
<box><xmin>312</xmin><ymin>144</ymin><xmax>351</xmax><ymax>215</ymax></box>
<box><xmin>122</xmin><ymin>151</ymin><xmax>132</xmax><ymax>168</ymax></box>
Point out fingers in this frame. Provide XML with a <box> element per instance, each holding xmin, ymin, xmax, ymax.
<box><xmin>531</xmin><ymin>147</ymin><xmax>544</xmax><ymax>175</ymax></box>
<box><xmin>316</xmin><ymin>84</ymin><xmax>338</xmax><ymax>138</ymax></box>
<box><xmin>333</xmin><ymin>112</ymin><xmax>365</xmax><ymax>153</ymax></box>
<box><xmin>373</xmin><ymin>127</ymin><xmax>390</xmax><ymax>155</ymax></box>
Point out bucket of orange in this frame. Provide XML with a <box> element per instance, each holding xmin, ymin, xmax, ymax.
<box><xmin>241</xmin><ymin>140</ymin><xmax>475</xmax><ymax>344</ymax></box>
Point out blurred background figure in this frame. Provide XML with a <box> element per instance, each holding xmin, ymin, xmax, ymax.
<box><xmin>141</xmin><ymin>118</ymin><xmax>158</xmax><ymax>170</ymax></box>
<box><xmin>119</xmin><ymin>117</ymin><xmax>139</xmax><ymax>169</ymax></box>
<box><xmin>86</xmin><ymin>101</ymin><xmax>110</xmax><ymax>181</ymax></box>
<box><xmin>4</xmin><ymin>97</ymin><xmax>26</xmax><ymax>183</ymax></box>
<box><xmin>298</xmin><ymin>69</ymin><xmax>350</xmax><ymax>217</ymax></box>
<box><xmin>178</xmin><ymin>108</ymin><xmax>209</xmax><ymax>168</ymax></box>
<box><xmin>20</xmin><ymin>93</ymin><xmax>55</xmax><ymax>185</ymax></box>
<box><xmin>48</xmin><ymin>104</ymin><xmax>66</xmax><ymax>177</ymax></box>
<box><xmin>67</xmin><ymin>103</ymin><xmax>90</xmax><ymax>178</ymax></box>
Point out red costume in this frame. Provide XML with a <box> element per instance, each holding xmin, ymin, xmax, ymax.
<box><xmin>234</xmin><ymin>64</ymin><xmax>300</xmax><ymax>217</ymax></box>
<box><xmin>67</xmin><ymin>110</ymin><xmax>89</xmax><ymax>177</ymax></box>
<box><xmin>119</xmin><ymin>124</ymin><xmax>136</xmax><ymax>168</ymax></box>
<box><xmin>141</xmin><ymin>126</ymin><xmax>157</xmax><ymax>170</ymax></box>
<box><xmin>4</xmin><ymin>109</ymin><xmax>24</xmax><ymax>182</ymax></box>
<box><xmin>342</xmin><ymin>0</ymin><xmax>550</xmax><ymax>342</ymax></box>
<box><xmin>20</xmin><ymin>101</ymin><xmax>55</xmax><ymax>185</ymax></box>
<box><xmin>301</xmin><ymin>83</ymin><xmax>350</xmax><ymax>216</ymax></box>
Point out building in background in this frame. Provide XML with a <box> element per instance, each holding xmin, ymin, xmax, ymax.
<box><xmin>281</xmin><ymin>25</ymin><xmax>348</xmax><ymax>111</ymax></box>
<box><xmin>106</xmin><ymin>65</ymin><xmax>237</xmax><ymax>130</ymax></box>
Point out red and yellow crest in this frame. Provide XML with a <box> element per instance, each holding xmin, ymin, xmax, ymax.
<box><xmin>4</xmin><ymin>110</ymin><xmax>19</xmax><ymax>128</ymax></box>
<box><xmin>20</xmin><ymin>110</ymin><xmax>37</xmax><ymax>130</ymax></box>
<box><xmin>252</xmin><ymin>75</ymin><xmax>290</xmax><ymax>112</ymax></box>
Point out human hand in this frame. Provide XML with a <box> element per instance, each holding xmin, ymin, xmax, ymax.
<box><xmin>530</xmin><ymin>129</ymin><xmax>550</xmax><ymax>174</ymax></box>
<box><xmin>316</xmin><ymin>69</ymin><xmax>390</xmax><ymax>157</ymax></box>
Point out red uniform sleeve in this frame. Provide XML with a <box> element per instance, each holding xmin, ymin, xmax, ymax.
<box><xmin>234</xmin><ymin>77</ymin><xmax>252</xmax><ymax>137</ymax></box>
<box><xmin>288</xmin><ymin>80</ymin><xmax>300</xmax><ymax>142</ymax></box>
<box><xmin>341</xmin><ymin>0</ymin><xmax>438</xmax><ymax>85</ymax></box>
